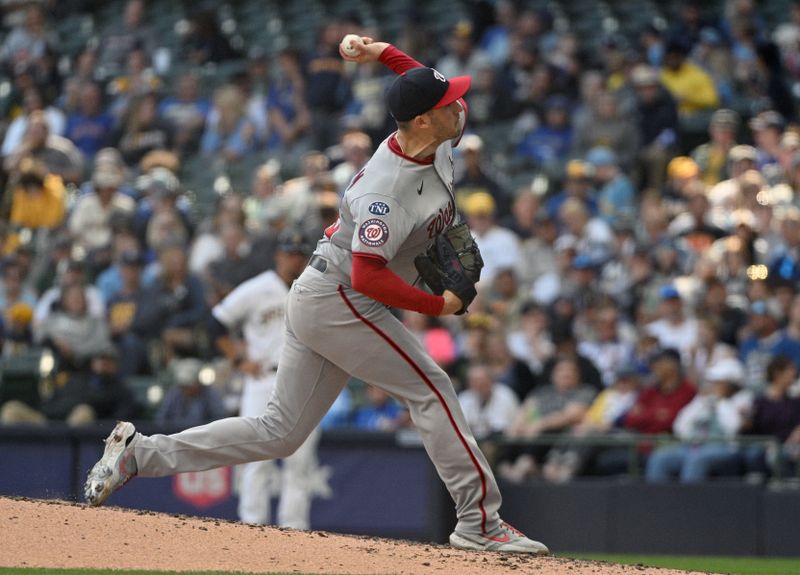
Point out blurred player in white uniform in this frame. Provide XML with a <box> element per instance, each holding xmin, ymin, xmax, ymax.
<box><xmin>212</xmin><ymin>229</ymin><xmax>321</xmax><ymax>528</ymax></box>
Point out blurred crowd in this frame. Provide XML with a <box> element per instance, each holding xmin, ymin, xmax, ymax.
<box><xmin>0</xmin><ymin>0</ymin><xmax>800</xmax><ymax>483</ymax></box>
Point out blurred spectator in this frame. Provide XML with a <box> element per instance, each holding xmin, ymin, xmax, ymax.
<box><xmin>5</xmin><ymin>157</ymin><xmax>66</xmax><ymax>236</ymax></box>
<box><xmin>96</xmin><ymin>0</ymin><xmax>155</xmax><ymax>79</ymax></box>
<box><xmin>631</xmin><ymin>65</ymin><xmax>679</xmax><ymax>189</ymax></box>
<box><xmin>69</xmin><ymin>163</ymin><xmax>135</xmax><ymax>253</ymax></box>
<box><xmin>36</xmin><ymin>283</ymin><xmax>112</xmax><ymax>372</ymax></box>
<box><xmin>622</xmin><ymin>348</ymin><xmax>696</xmax><ymax>434</ymax></box>
<box><xmin>243</xmin><ymin>161</ymin><xmax>283</xmax><ymax>234</ymax></box>
<box><xmin>668</xmin><ymin>182</ymin><xmax>726</xmax><ymax>257</ymax></box>
<box><xmin>750</xmin><ymin>110</ymin><xmax>784</xmax><ymax>172</ymax></box>
<box><xmin>182</xmin><ymin>10</ymin><xmax>240</xmax><ymax>65</ymax></box>
<box><xmin>465</xmin><ymin>62</ymin><xmax>516</xmax><ymax>125</ymax></box>
<box><xmin>64</xmin><ymin>82</ymin><xmax>114</xmax><ymax>159</ymax></box>
<box><xmin>544</xmin><ymin>160</ymin><xmax>598</xmax><ymax>220</ymax></box>
<box><xmin>660</xmin><ymin>39</ymin><xmax>720</xmax><ymax>116</ymax></box>
<box><xmin>480</xmin><ymin>0</ymin><xmax>515</xmax><ymax>66</ymax></box>
<box><xmin>107</xmin><ymin>47</ymin><xmax>162</xmax><ymax>121</ymax></box>
<box><xmin>0</xmin><ymin>4</ymin><xmax>58</xmax><ymax>74</ymax></box>
<box><xmin>742</xmin><ymin>355</ymin><xmax>800</xmax><ymax>476</ymax></box>
<box><xmin>768</xmin><ymin>207</ymin><xmax>800</xmax><ymax>285</ymax></box>
<box><xmin>646</xmin><ymin>285</ymin><xmax>699</xmax><ymax>361</ymax></box>
<box><xmin>132</xmin><ymin>166</ymin><xmax>191</xmax><ymax>250</ymax></box>
<box><xmin>578</xmin><ymin>305</ymin><xmax>635</xmax><ymax>388</ymax></box>
<box><xmin>458</xmin><ymin>362</ymin><xmax>519</xmax><ymax>440</ymax></box>
<box><xmin>462</xmin><ymin>192</ymin><xmax>520</xmax><ymax>285</ymax></box>
<box><xmin>692</xmin><ymin>27</ymin><xmax>736</xmax><ymax>105</ymax></box>
<box><xmin>155</xmin><ymin>358</ymin><xmax>226</xmax><ymax>427</ymax></box>
<box><xmin>267</xmin><ymin>49</ymin><xmax>311</xmax><ymax>160</ymax></box>
<box><xmin>586</xmin><ymin>147</ymin><xmax>636</xmax><ymax>227</ymax></box>
<box><xmin>437</xmin><ymin>21</ymin><xmax>492</xmax><ymax>81</ymax></box>
<box><xmin>572</xmin><ymin>91</ymin><xmax>640</xmax><ymax>171</ymax></box>
<box><xmin>106</xmin><ymin>250</ymin><xmax>144</xmax><ymax>343</ymax></box>
<box><xmin>4</xmin><ymin>110</ymin><xmax>83</xmax><ymax>183</ymax></box>
<box><xmin>740</xmin><ymin>299</ymin><xmax>784</xmax><ymax>391</ymax></box>
<box><xmin>707</xmin><ymin>145</ymin><xmax>758</xmax><ymax>216</ymax></box>
<box><xmin>201</xmin><ymin>84</ymin><xmax>257</xmax><ymax>161</ymax></box>
<box><xmin>0</xmin><ymin>344</ymin><xmax>135</xmax><ymax>426</ymax></box>
<box><xmin>352</xmin><ymin>385</ymin><xmax>407</xmax><ymax>431</ymax></box>
<box><xmin>516</xmin><ymin>95</ymin><xmax>573</xmax><ymax>173</ymax></box>
<box><xmin>558</xmin><ymin>197</ymin><xmax>614</xmax><ymax>264</ymax></box>
<box><xmin>692</xmin><ymin>109</ymin><xmax>740</xmax><ymax>186</ymax></box>
<box><xmin>305</xmin><ymin>22</ymin><xmax>350</xmax><ymax>150</ymax></box>
<box><xmin>771</xmin><ymin>294</ymin><xmax>800</xmax><ymax>369</ymax></box>
<box><xmin>507</xmin><ymin>302</ymin><xmax>554</xmax><ymax>387</ymax></box>
<box><xmin>121</xmin><ymin>243</ymin><xmax>206</xmax><ymax>375</ymax></box>
<box><xmin>341</xmin><ymin>50</ymin><xmax>393</xmax><ymax>142</ymax></box>
<box><xmin>158</xmin><ymin>73</ymin><xmax>210</xmax><ymax>156</ymax></box>
<box><xmin>0</xmin><ymin>257</ymin><xmax>36</xmax><ymax>310</ymax></box>
<box><xmin>332</xmin><ymin>131</ymin><xmax>371</xmax><ymax>195</ymax></box>
<box><xmin>2</xmin><ymin>85</ymin><xmax>66</xmax><ymax>156</ymax></box>
<box><xmin>1</xmin><ymin>301</ymin><xmax>34</xmax><ymax>357</ymax></box>
<box><xmin>501</xmin><ymin>356</ymin><xmax>596</xmax><ymax>481</ymax></box>
<box><xmin>687</xmin><ymin>316</ymin><xmax>737</xmax><ymax>385</ymax></box>
<box><xmin>484</xmin><ymin>268</ymin><xmax>524</xmax><ymax>330</ymax></box>
<box><xmin>542</xmin><ymin>366</ymin><xmax>641</xmax><ymax>482</ymax></box>
<box><xmin>207</xmin><ymin>221</ymin><xmax>266</xmax><ymax>298</ymax></box>
<box><xmin>109</xmin><ymin>93</ymin><xmax>172</xmax><ymax>167</ymax></box>
<box><xmin>541</xmin><ymin>321</ymin><xmax>604</xmax><ymax>390</ymax></box>
<box><xmin>454</xmin><ymin>134</ymin><xmax>508</xmax><ymax>219</ymax></box>
<box><xmin>646</xmin><ymin>357</ymin><xmax>752</xmax><ymax>482</ymax></box>
<box><xmin>639</xmin><ymin>24</ymin><xmax>665</xmax><ymax>68</ymax></box>
<box><xmin>755</xmin><ymin>42</ymin><xmax>796</xmax><ymax>122</ymax></box>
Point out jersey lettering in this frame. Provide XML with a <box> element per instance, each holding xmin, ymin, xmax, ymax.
<box><xmin>359</xmin><ymin>218</ymin><xmax>389</xmax><ymax>247</ymax></box>
<box><xmin>426</xmin><ymin>200</ymin><xmax>455</xmax><ymax>238</ymax></box>
<box><xmin>260</xmin><ymin>305</ymin><xmax>285</xmax><ymax>325</ymax></box>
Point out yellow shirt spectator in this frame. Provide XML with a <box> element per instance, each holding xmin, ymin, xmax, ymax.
<box><xmin>10</xmin><ymin>172</ymin><xmax>66</xmax><ymax>230</ymax></box>
<box><xmin>660</xmin><ymin>61</ymin><xmax>720</xmax><ymax>115</ymax></box>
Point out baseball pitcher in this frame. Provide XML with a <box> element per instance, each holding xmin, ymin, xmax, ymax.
<box><xmin>85</xmin><ymin>37</ymin><xmax>549</xmax><ymax>554</ymax></box>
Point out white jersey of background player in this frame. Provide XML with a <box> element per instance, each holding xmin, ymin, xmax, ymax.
<box><xmin>212</xmin><ymin>230</ymin><xmax>325</xmax><ymax>528</ymax></box>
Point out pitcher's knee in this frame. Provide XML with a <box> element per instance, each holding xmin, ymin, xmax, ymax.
<box><xmin>253</xmin><ymin>413</ymin><xmax>307</xmax><ymax>457</ymax></box>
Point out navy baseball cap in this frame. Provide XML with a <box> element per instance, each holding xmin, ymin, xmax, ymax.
<box><xmin>386</xmin><ymin>67</ymin><xmax>471</xmax><ymax>122</ymax></box>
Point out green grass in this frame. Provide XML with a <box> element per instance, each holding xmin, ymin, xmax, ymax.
<box><xmin>0</xmin><ymin>571</ymin><xmax>318</xmax><ymax>575</ymax></box>
<box><xmin>569</xmin><ymin>554</ymin><xmax>800</xmax><ymax>575</ymax></box>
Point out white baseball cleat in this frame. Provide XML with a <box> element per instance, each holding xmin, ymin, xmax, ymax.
<box><xmin>450</xmin><ymin>521</ymin><xmax>550</xmax><ymax>554</ymax></box>
<box><xmin>84</xmin><ymin>421</ymin><xmax>138</xmax><ymax>507</ymax></box>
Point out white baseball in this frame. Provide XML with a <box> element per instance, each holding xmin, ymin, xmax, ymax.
<box><xmin>340</xmin><ymin>34</ymin><xmax>361</xmax><ymax>57</ymax></box>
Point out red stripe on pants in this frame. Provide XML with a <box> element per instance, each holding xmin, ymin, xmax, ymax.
<box><xmin>337</xmin><ymin>285</ymin><xmax>488</xmax><ymax>533</ymax></box>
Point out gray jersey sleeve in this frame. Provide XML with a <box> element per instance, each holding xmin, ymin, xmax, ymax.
<box><xmin>350</xmin><ymin>193</ymin><xmax>417</xmax><ymax>262</ymax></box>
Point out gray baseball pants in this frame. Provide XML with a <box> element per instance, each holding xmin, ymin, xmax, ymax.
<box><xmin>132</xmin><ymin>265</ymin><xmax>502</xmax><ymax>535</ymax></box>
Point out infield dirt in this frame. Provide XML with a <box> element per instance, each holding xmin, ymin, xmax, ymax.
<box><xmin>2</xmin><ymin>497</ymin><xmax>705</xmax><ymax>575</ymax></box>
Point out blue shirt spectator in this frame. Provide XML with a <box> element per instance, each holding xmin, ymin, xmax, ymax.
<box><xmin>352</xmin><ymin>386</ymin><xmax>405</xmax><ymax>431</ymax></box>
<box><xmin>64</xmin><ymin>82</ymin><xmax>114</xmax><ymax>158</ymax></box>
<box><xmin>155</xmin><ymin>358</ymin><xmax>226</xmax><ymax>427</ymax></box>
<box><xmin>586</xmin><ymin>147</ymin><xmax>635</xmax><ymax>226</ymax></box>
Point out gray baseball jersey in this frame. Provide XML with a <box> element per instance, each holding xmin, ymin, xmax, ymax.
<box><xmin>314</xmin><ymin>110</ymin><xmax>464</xmax><ymax>285</ymax></box>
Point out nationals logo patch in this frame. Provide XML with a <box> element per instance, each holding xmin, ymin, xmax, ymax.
<box><xmin>368</xmin><ymin>201</ymin><xmax>391</xmax><ymax>216</ymax></box>
<box><xmin>359</xmin><ymin>218</ymin><xmax>389</xmax><ymax>247</ymax></box>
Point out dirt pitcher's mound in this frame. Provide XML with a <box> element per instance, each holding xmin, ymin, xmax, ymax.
<box><xmin>2</xmin><ymin>497</ymin><xmax>702</xmax><ymax>575</ymax></box>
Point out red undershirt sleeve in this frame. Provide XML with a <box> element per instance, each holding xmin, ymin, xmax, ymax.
<box><xmin>351</xmin><ymin>253</ymin><xmax>444</xmax><ymax>316</ymax></box>
<box><xmin>378</xmin><ymin>45</ymin><xmax>424</xmax><ymax>75</ymax></box>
